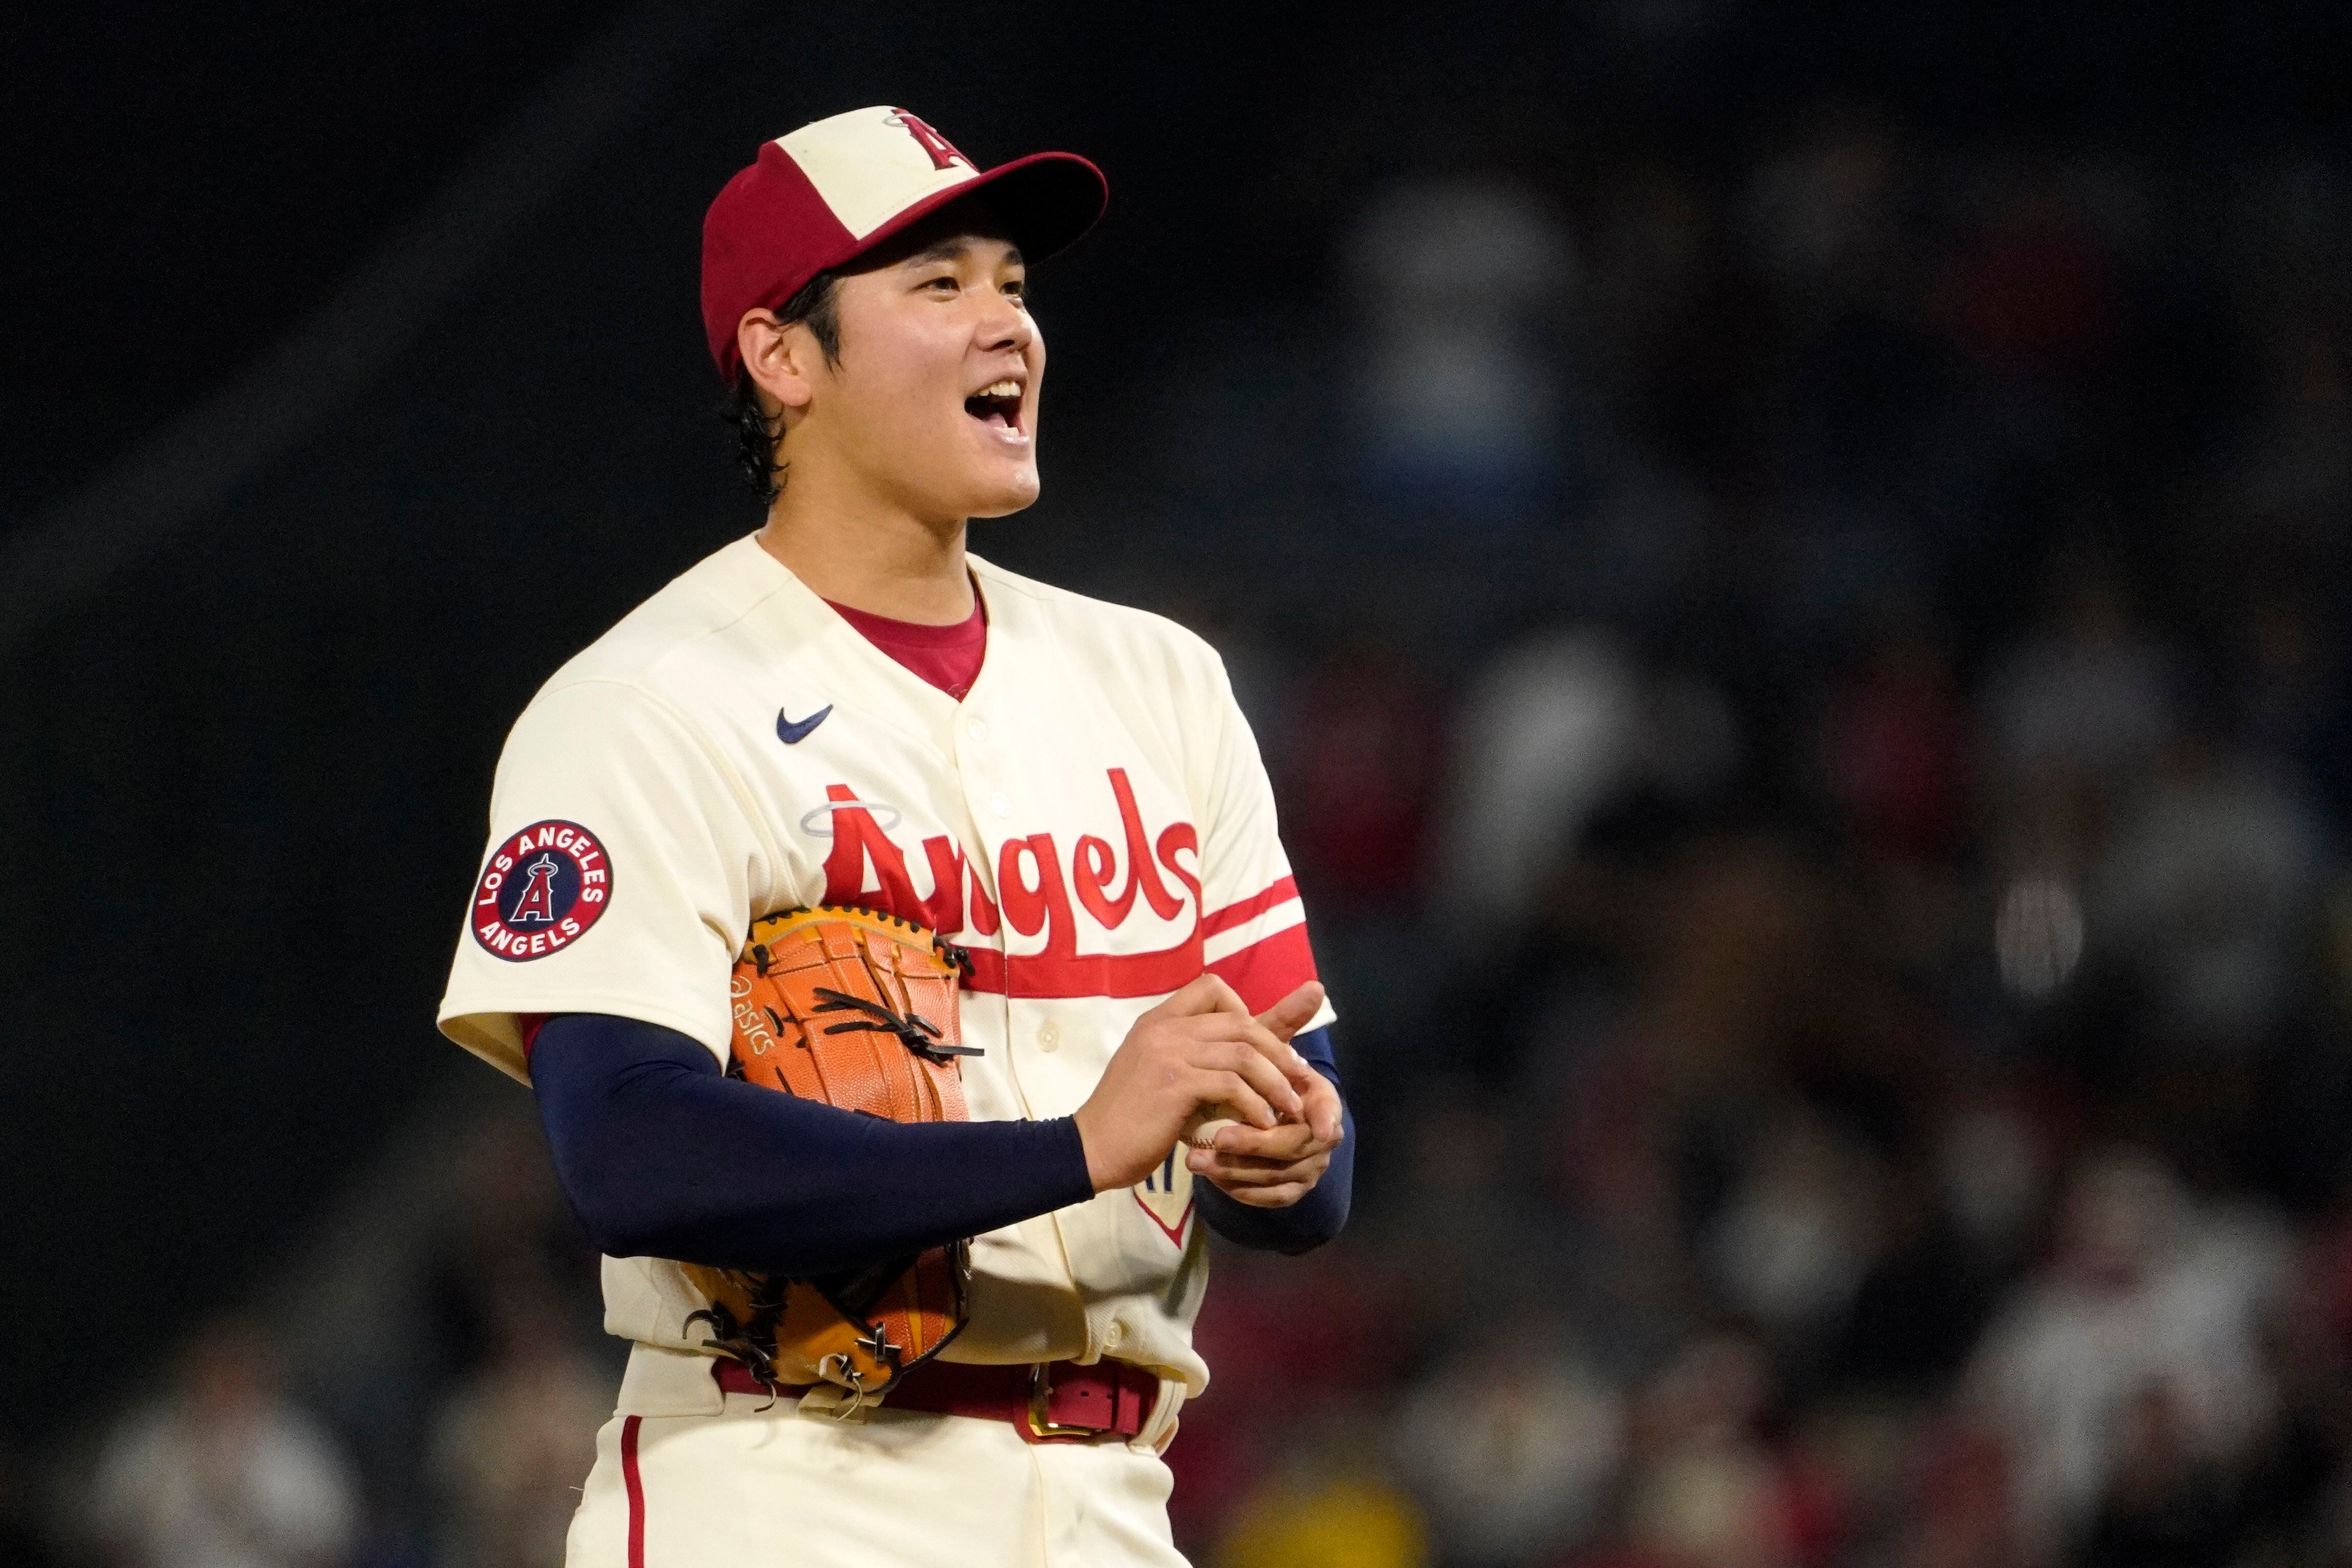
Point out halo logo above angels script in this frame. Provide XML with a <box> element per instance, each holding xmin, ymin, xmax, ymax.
<box><xmin>469</xmin><ymin>819</ymin><xmax>613</xmax><ymax>961</ymax></box>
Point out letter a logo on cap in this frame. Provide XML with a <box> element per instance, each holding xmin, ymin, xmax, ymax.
<box><xmin>886</xmin><ymin>110</ymin><xmax>970</xmax><ymax>171</ymax></box>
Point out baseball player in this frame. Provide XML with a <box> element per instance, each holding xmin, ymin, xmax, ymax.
<box><xmin>437</xmin><ymin>105</ymin><xmax>1355</xmax><ymax>1567</ymax></box>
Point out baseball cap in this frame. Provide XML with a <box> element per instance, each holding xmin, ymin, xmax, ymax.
<box><xmin>701</xmin><ymin>105</ymin><xmax>1108</xmax><ymax>382</ymax></box>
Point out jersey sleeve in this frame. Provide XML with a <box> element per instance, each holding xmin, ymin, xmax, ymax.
<box><xmin>438</xmin><ymin>679</ymin><xmax>769</xmax><ymax>1083</ymax></box>
<box><xmin>1193</xmin><ymin>657</ymin><xmax>1337</xmax><ymax>1030</ymax></box>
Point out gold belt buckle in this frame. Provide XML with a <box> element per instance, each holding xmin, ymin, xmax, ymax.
<box><xmin>1026</xmin><ymin>1362</ymin><xmax>1106</xmax><ymax>1440</ymax></box>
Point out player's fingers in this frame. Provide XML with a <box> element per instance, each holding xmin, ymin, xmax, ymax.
<box><xmin>1189</xmin><ymin>1140</ymin><xmax>1331</xmax><ymax>1181</ymax></box>
<box><xmin>1298</xmin><ymin>1072</ymin><xmax>1344</xmax><ymax>1147</ymax></box>
<box><xmin>1202</xmin><ymin>1121</ymin><xmax>1323</xmax><ymax>1162</ymax></box>
<box><xmin>1150</xmin><ymin>974</ymin><xmax>1246</xmax><ymax>1020</ymax></box>
<box><xmin>1203</xmin><ymin>1038</ymin><xmax>1304</xmax><ymax>1119</ymax></box>
<box><xmin>1179</xmin><ymin>1035</ymin><xmax>1300</xmax><ymax>1119</ymax></box>
<box><xmin>1190</xmin><ymin>1159</ymin><xmax>1287</xmax><ymax>1186</ymax></box>
<box><xmin>1192</xmin><ymin>1152</ymin><xmax>1313</xmax><ymax>1184</ymax></box>
<box><xmin>1161</xmin><ymin>973</ymin><xmax>1250</xmax><ymax>1019</ymax></box>
<box><xmin>1252</xmin><ymin>981</ymin><xmax>1324</xmax><ymax>1043</ymax></box>
<box><xmin>1182</xmin><ymin>1014</ymin><xmax>1319</xmax><ymax>1099</ymax></box>
<box><xmin>1244</xmin><ymin>1018</ymin><xmax>1324</xmax><ymax>1098</ymax></box>
<box><xmin>1216</xmin><ymin>1180</ymin><xmax>1312</xmax><ymax>1208</ymax></box>
<box><xmin>1189</xmin><ymin>1152</ymin><xmax>1311</xmax><ymax>1186</ymax></box>
<box><xmin>1185</xmin><ymin>1144</ymin><xmax>1273</xmax><ymax>1172</ymax></box>
<box><xmin>1186</xmin><ymin>1067</ymin><xmax>1278</xmax><ymax>1130</ymax></box>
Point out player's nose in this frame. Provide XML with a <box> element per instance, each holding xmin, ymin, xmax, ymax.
<box><xmin>975</xmin><ymin>291</ymin><xmax>1035</xmax><ymax>356</ymax></box>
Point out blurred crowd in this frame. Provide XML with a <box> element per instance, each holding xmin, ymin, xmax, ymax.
<box><xmin>1171</xmin><ymin>115</ymin><xmax>2352</xmax><ymax>1568</ymax></box>
<box><xmin>18</xmin><ymin>112</ymin><xmax>2352</xmax><ymax>1568</ymax></box>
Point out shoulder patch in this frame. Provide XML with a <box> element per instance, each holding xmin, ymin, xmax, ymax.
<box><xmin>470</xmin><ymin>819</ymin><xmax>613</xmax><ymax>961</ymax></box>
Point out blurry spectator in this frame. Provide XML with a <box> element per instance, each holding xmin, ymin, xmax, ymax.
<box><xmin>1934</xmin><ymin>1093</ymin><xmax>2057</xmax><ymax>1273</ymax></box>
<box><xmin>2236</xmin><ymin>1219</ymin><xmax>2352</xmax><ymax>1557</ymax></box>
<box><xmin>1980</xmin><ymin>554</ymin><xmax>2175</xmax><ymax>801</ymax></box>
<box><xmin>1434</xmin><ymin>630</ymin><xmax>1734</xmax><ymax>938</ymax></box>
<box><xmin>1580</xmin><ymin>168</ymin><xmax>1714</xmax><ymax>475</ymax></box>
<box><xmin>2240</xmin><ymin>589</ymin><xmax>2352</xmax><ymax>820</ymax></box>
<box><xmin>423</xmin><ymin>1116</ymin><xmax>603</xmax><ymax>1386</ymax></box>
<box><xmin>1367</xmin><ymin>1088</ymin><xmax>1578</xmax><ymax>1349</ymax></box>
<box><xmin>1344</xmin><ymin>178</ymin><xmax>1574</xmax><ymax>519</ymax></box>
<box><xmin>83</xmin><ymin>1316</ymin><xmax>357</xmax><ymax>1568</ymax></box>
<box><xmin>1774</xmin><ymin>1399</ymin><xmax>1927</xmax><ymax>1567</ymax></box>
<box><xmin>1214</xmin><ymin>1404</ymin><xmax>1428</xmax><ymax>1568</ymax></box>
<box><xmin>1390</xmin><ymin>1314</ymin><xmax>1624</xmax><ymax>1565</ymax></box>
<box><xmin>1616</xmin><ymin>1334</ymin><xmax>1808</xmax><ymax>1568</ymax></box>
<box><xmin>1431</xmin><ymin>628</ymin><xmax>1642</xmax><ymax>948</ymax></box>
<box><xmin>2074</xmin><ymin>1384</ymin><xmax>2240</xmax><ymax>1568</ymax></box>
<box><xmin>1284</xmin><ymin>637</ymin><xmax>1445</xmax><ymax>914</ymax></box>
<box><xmin>1742</xmin><ymin>119</ymin><xmax>1946</xmax><ymax>503</ymax></box>
<box><xmin>1701</xmin><ymin>1105</ymin><xmax>1880</xmax><ymax>1351</ymax></box>
<box><xmin>425</xmin><ymin>1317</ymin><xmax>606</xmax><ymax>1568</ymax></box>
<box><xmin>1964</xmin><ymin>1149</ymin><xmax>2290</xmax><ymax>1557</ymax></box>
<box><xmin>1939</xmin><ymin>169</ymin><xmax>2115</xmax><ymax>382</ymax></box>
<box><xmin>2229</xmin><ymin>323</ymin><xmax>2352</xmax><ymax>559</ymax></box>
<box><xmin>1823</xmin><ymin>629</ymin><xmax>1969</xmax><ymax>872</ymax></box>
<box><xmin>1176</xmin><ymin>1242</ymin><xmax>1398</xmax><ymax>1550</ymax></box>
<box><xmin>1563</xmin><ymin>464</ymin><xmax>1717</xmax><ymax>625</ymax></box>
<box><xmin>1888</xmin><ymin>1422</ymin><xmax>2019</xmax><ymax>1568</ymax></box>
<box><xmin>1743</xmin><ymin>120</ymin><xmax>1905</xmax><ymax>312</ymax></box>
<box><xmin>2090</xmin><ymin>727</ymin><xmax>2326</xmax><ymax>1051</ymax></box>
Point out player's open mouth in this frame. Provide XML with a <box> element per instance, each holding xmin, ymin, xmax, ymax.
<box><xmin>964</xmin><ymin>379</ymin><xmax>1024</xmax><ymax>434</ymax></box>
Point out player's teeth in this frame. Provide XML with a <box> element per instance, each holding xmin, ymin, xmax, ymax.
<box><xmin>980</xmin><ymin>380</ymin><xmax>1021</xmax><ymax>398</ymax></box>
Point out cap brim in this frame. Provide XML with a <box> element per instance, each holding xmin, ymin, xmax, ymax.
<box><xmin>849</xmin><ymin>150</ymin><xmax>1108</xmax><ymax>272</ymax></box>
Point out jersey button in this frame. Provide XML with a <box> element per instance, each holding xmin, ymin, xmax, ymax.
<box><xmin>989</xmin><ymin>791</ymin><xmax>1010</xmax><ymax>817</ymax></box>
<box><xmin>1037</xmin><ymin>1021</ymin><xmax>1061</xmax><ymax>1052</ymax></box>
<box><xmin>1103</xmin><ymin>1322</ymin><xmax>1126</xmax><ymax>1350</ymax></box>
<box><xmin>966</xmin><ymin>717</ymin><xmax>989</xmax><ymax>742</ymax></box>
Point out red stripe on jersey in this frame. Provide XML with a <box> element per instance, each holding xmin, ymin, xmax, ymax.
<box><xmin>1206</xmin><ymin>921</ymin><xmax>1322</xmax><ymax>1015</ymax></box>
<box><xmin>961</xmin><ymin>937</ymin><xmax>1205</xmax><ymax>998</ymax></box>
<box><xmin>1200</xmin><ymin>875</ymin><xmax>1299</xmax><ymax>939</ymax></box>
<box><xmin>621</xmin><ymin>1414</ymin><xmax>645</xmax><ymax>1567</ymax></box>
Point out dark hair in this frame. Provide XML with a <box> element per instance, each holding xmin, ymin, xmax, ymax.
<box><xmin>725</xmin><ymin>271</ymin><xmax>844</xmax><ymax>505</ymax></box>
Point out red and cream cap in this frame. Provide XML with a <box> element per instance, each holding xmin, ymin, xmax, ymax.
<box><xmin>701</xmin><ymin>105</ymin><xmax>1107</xmax><ymax>381</ymax></box>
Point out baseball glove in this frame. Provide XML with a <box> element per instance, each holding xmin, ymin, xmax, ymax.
<box><xmin>682</xmin><ymin>905</ymin><xmax>980</xmax><ymax>1398</ymax></box>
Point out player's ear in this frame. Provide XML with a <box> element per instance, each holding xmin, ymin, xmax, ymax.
<box><xmin>738</xmin><ymin>309</ymin><xmax>817</xmax><ymax>414</ymax></box>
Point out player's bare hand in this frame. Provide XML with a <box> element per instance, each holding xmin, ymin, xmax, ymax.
<box><xmin>1200</xmin><ymin>1060</ymin><xmax>1343</xmax><ymax>1157</ymax></box>
<box><xmin>1249</xmin><ymin>981</ymin><xmax>1339</xmax><ymax>1144</ymax></box>
<box><xmin>1187</xmin><ymin>981</ymin><xmax>1341</xmax><ymax>1205</ymax></box>
<box><xmin>1188</xmin><ymin>1114</ymin><xmax>1341</xmax><ymax>1207</ymax></box>
<box><xmin>1072</xmin><ymin>975</ymin><xmax>1311</xmax><ymax>1193</ymax></box>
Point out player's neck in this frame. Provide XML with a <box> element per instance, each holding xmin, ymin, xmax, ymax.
<box><xmin>756</xmin><ymin>479</ymin><xmax>975</xmax><ymax>626</ymax></box>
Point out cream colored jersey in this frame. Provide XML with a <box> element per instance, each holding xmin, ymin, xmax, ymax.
<box><xmin>438</xmin><ymin>534</ymin><xmax>1332</xmax><ymax>1395</ymax></box>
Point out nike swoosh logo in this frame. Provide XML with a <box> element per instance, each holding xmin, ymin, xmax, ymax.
<box><xmin>775</xmin><ymin>704</ymin><xmax>833</xmax><ymax>745</ymax></box>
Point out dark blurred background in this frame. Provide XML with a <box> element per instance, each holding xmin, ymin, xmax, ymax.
<box><xmin>8</xmin><ymin>2</ymin><xmax>2352</xmax><ymax>1564</ymax></box>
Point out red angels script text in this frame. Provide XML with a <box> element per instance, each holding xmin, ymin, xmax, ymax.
<box><xmin>818</xmin><ymin>768</ymin><xmax>1316</xmax><ymax>1009</ymax></box>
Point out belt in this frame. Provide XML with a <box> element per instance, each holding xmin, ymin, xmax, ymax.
<box><xmin>711</xmin><ymin>1354</ymin><xmax>1162</xmax><ymax>1443</ymax></box>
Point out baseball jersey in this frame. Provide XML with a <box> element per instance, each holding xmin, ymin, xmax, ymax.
<box><xmin>438</xmin><ymin>534</ymin><xmax>1333</xmax><ymax>1393</ymax></box>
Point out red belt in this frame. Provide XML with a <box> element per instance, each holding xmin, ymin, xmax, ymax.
<box><xmin>712</xmin><ymin>1355</ymin><xmax>1161</xmax><ymax>1443</ymax></box>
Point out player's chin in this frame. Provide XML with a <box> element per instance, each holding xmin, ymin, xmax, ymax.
<box><xmin>952</xmin><ymin>422</ymin><xmax>1039</xmax><ymax>507</ymax></box>
<box><xmin>964</xmin><ymin>464</ymin><xmax>1041</xmax><ymax>518</ymax></box>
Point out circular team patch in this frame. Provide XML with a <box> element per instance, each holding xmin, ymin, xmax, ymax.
<box><xmin>470</xmin><ymin>819</ymin><xmax>613</xmax><ymax>961</ymax></box>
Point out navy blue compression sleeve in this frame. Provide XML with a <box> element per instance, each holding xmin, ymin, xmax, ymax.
<box><xmin>530</xmin><ymin>1013</ymin><xmax>1094</xmax><ymax>1277</ymax></box>
<box><xmin>1194</xmin><ymin>1025</ymin><xmax>1354</xmax><ymax>1254</ymax></box>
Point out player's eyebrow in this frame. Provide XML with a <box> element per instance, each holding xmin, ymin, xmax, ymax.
<box><xmin>903</xmin><ymin>236</ymin><xmax>1025</xmax><ymax>268</ymax></box>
